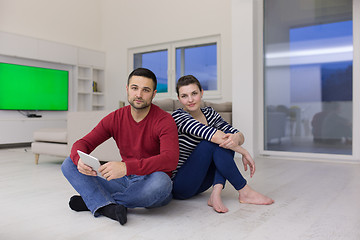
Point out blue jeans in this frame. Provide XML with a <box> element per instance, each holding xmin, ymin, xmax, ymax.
<box><xmin>172</xmin><ymin>141</ymin><xmax>247</xmax><ymax>200</ymax></box>
<box><xmin>61</xmin><ymin>157</ymin><xmax>173</xmax><ymax>216</ymax></box>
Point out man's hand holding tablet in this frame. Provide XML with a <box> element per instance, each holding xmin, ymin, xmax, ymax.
<box><xmin>77</xmin><ymin>150</ymin><xmax>106</xmax><ymax>179</ymax></box>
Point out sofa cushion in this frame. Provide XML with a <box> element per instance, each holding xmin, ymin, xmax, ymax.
<box><xmin>33</xmin><ymin>128</ymin><xmax>67</xmax><ymax>143</ymax></box>
<box><xmin>152</xmin><ymin>99</ymin><xmax>174</xmax><ymax>111</ymax></box>
<box><xmin>204</xmin><ymin>101</ymin><xmax>232</xmax><ymax>112</ymax></box>
<box><xmin>31</xmin><ymin>141</ymin><xmax>69</xmax><ymax>157</ymax></box>
<box><xmin>218</xmin><ymin>112</ymin><xmax>232</xmax><ymax>125</ymax></box>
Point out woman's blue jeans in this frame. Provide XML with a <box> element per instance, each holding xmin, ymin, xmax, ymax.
<box><xmin>172</xmin><ymin>141</ymin><xmax>247</xmax><ymax>200</ymax></box>
<box><xmin>61</xmin><ymin>157</ymin><xmax>173</xmax><ymax>216</ymax></box>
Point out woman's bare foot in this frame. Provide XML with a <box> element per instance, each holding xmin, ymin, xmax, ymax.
<box><xmin>207</xmin><ymin>184</ymin><xmax>229</xmax><ymax>213</ymax></box>
<box><xmin>238</xmin><ymin>185</ymin><xmax>274</xmax><ymax>205</ymax></box>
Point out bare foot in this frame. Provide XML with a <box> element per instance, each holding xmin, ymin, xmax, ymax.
<box><xmin>207</xmin><ymin>184</ymin><xmax>229</xmax><ymax>213</ymax></box>
<box><xmin>238</xmin><ymin>185</ymin><xmax>274</xmax><ymax>205</ymax></box>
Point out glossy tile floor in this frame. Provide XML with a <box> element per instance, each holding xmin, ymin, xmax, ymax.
<box><xmin>1</xmin><ymin>147</ymin><xmax>359</xmax><ymax>240</ymax></box>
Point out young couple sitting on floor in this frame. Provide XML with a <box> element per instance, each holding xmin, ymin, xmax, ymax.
<box><xmin>61</xmin><ymin>68</ymin><xmax>274</xmax><ymax>226</ymax></box>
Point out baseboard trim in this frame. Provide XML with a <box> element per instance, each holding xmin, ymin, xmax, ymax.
<box><xmin>0</xmin><ymin>142</ymin><xmax>31</xmax><ymax>149</ymax></box>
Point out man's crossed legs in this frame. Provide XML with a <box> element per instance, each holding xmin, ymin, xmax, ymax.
<box><xmin>61</xmin><ymin>157</ymin><xmax>172</xmax><ymax>225</ymax></box>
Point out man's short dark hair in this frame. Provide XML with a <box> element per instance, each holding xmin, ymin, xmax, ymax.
<box><xmin>128</xmin><ymin>68</ymin><xmax>157</xmax><ymax>90</ymax></box>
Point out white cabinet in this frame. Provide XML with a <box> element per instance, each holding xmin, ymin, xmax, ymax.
<box><xmin>0</xmin><ymin>118</ymin><xmax>66</xmax><ymax>144</ymax></box>
<box><xmin>77</xmin><ymin>66</ymin><xmax>105</xmax><ymax>111</ymax></box>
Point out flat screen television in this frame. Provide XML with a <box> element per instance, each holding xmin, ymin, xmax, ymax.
<box><xmin>0</xmin><ymin>62</ymin><xmax>69</xmax><ymax>111</ymax></box>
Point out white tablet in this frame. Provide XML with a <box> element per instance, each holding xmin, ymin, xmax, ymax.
<box><xmin>77</xmin><ymin>150</ymin><xmax>106</xmax><ymax>179</ymax></box>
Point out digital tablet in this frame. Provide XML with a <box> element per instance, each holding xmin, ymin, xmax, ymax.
<box><xmin>77</xmin><ymin>150</ymin><xmax>106</xmax><ymax>179</ymax></box>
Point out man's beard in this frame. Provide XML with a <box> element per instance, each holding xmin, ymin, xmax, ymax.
<box><xmin>128</xmin><ymin>98</ymin><xmax>151</xmax><ymax>110</ymax></box>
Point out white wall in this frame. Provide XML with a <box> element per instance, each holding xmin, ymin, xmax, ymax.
<box><xmin>101</xmin><ymin>0</ymin><xmax>233</xmax><ymax>109</ymax></box>
<box><xmin>232</xmin><ymin>0</ymin><xmax>256</xmax><ymax>155</ymax></box>
<box><xmin>0</xmin><ymin>1</ymin><xmax>234</xmax><ymax>108</ymax></box>
<box><xmin>0</xmin><ymin>0</ymin><xmax>102</xmax><ymax>50</ymax></box>
<box><xmin>0</xmin><ymin>0</ymin><xmax>246</xmax><ymax>147</ymax></box>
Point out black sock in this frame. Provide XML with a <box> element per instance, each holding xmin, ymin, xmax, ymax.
<box><xmin>69</xmin><ymin>195</ymin><xmax>89</xmax><ymax>212</ymax></box>
<box><xmin>98</xmin><ymin>204</ymin><xmax>127</xmax><ymax>225</ymax></box>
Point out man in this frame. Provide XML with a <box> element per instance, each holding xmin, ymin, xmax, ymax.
<box><xmin>61</xmin><ymin>68</ymin><xmax>179</xmax><ymax>225</ymax></box>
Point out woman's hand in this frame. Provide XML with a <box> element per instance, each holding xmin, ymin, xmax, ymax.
<box><xmin>241</xmin><ymin>150</ymin><xmax>256</xmax><ymax>178</ymax></box>
<box><xmin>233</xmin><ymin>146</ymin><xmax>255</xmax><ymax>178</ymax></box>
<box><xmin>99</xmin><ymin>162</ymin><xmax>127</xmax><ymax>181</ymax></box>
<box><xmin>77</xmin><ymin>158</ymin><xmax>97</xmax><ymax>177</ymax></box>
<box><xmin>219</xmin><ymin>132</ymin><xmax>244</xmax><ymax>149</ymax></box>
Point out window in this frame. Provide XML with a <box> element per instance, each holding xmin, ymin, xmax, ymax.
<box><xmin>128</xmin><ymin>36</ymin><xmax>220</xmax><ymax>98</ymax></box>
<box><xmin>134</xmin><ymin>50</ymin><xmax>168</xmax><ymax>93</ymax></box>
<box><xmin>176</xmin><ymin>44</ymin><xmax>217</xmax><ymax>91</ymax></box>
<box><xmin>263</xmin><ymin>0</ymin><xmax>353</xmax><ymax>155</ymax></box>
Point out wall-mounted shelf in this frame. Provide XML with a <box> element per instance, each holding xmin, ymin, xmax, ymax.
<box><xmin>77</xmin><ymin>66</ymin><xmax>105</xmax><ymax>111</ymax></box>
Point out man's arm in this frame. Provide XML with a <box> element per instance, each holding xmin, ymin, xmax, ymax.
<box><xmin>70</xmin><ymin>114</ymin><xmax>113</xmax><ymax>165</ymax></box>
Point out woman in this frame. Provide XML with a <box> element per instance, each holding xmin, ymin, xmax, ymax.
<box><xmin>171</xmin><ymin>75</ymin><xmax>274</xmax><ymax>213</ymax></box>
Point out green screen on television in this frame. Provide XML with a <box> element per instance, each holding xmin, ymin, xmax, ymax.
<box><xmin>0</xmin><ymin>63</ymin><xmax>69</xmax><ymax>111</ymax></box>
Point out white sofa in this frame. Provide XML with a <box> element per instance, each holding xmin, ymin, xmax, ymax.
<box><xmin>31</xmin><ymin>99</ymin><xmax>232</xmax><ymax>164</ymax></box>
<box><xmin>31</xmin><ymin>110</ymin><xmax>120</xmax><ymax>164</ymax></box>
<box><xmin>152</xmin><ymin>99</ymin><xmax>232</xmax><ymax>125</ymax></box>
<box><xmin>32</xmin><ymin>128</ymin><xmax>69</xmax><ymax>164</ymax></box>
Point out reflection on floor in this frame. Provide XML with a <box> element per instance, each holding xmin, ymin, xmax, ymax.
<box><xmin>266</xmin><ymin>137</ymin><xmax>352</xmax><ymax>155</ymax></box>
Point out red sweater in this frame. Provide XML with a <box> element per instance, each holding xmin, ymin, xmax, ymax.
<box><xmin>70</xmin><ymin>104</ymin><xmax>179</xmax><ymax>176</ymax></box>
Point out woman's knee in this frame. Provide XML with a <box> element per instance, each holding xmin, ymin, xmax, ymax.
<box><xmin>197</xmin><ymin>140</ymin><xmax>218</xmax><ymax>150</ymax></box>
<box><xmin>215</xmin><ymin>146</ymin><xmax>235</xmax><ymax>158</ymax></box>
<box><xmin>198</xmin><ymin>140</ymin><xmax>234</xmax><ymax>157</ymax></box>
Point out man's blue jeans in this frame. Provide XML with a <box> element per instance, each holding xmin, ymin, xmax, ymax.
<box><xmin>61</xmin><ymin>157</ymin><xmax>173</xmax><ymax>216</ymax></box>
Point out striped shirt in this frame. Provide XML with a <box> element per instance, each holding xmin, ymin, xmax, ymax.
<box><xmin>171</xmin><ymin>107</ymin><xmax>239</xmax><ymax>178</ymax></box>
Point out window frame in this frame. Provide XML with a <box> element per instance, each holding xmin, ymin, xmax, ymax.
<box><xmin>256</xmin><ymin>0</ymin><xmax>359</xmax><ymax>162</ymax></box>
<box><xmin>128</xmin><ymin>35</ymin><xmax>221</xmax><ymax>99</ymax></box>
<box><xmin>128</xmin><ymin>43</ymin><xmax>172</xmax><ymax>97</ymax></box>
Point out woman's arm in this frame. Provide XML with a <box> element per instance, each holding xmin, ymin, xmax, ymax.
<box><xmin>233</xmin><ymin>145</ymin><xmax>255</xmax><ymax>177</ymax></box>
<box><xmin>210</xmin><ymin>130</ymin><xmax>244</xmax><ymax>148</ymax></box>
<box><xmin>211</xmin><ymin>130</ymin><xmax>255</xmax><ymax>177</ymax></box>
<box><xmin>174</xmin><ymin>108</ymin><xmax>244</xmax><ymax>149</ymax></box>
